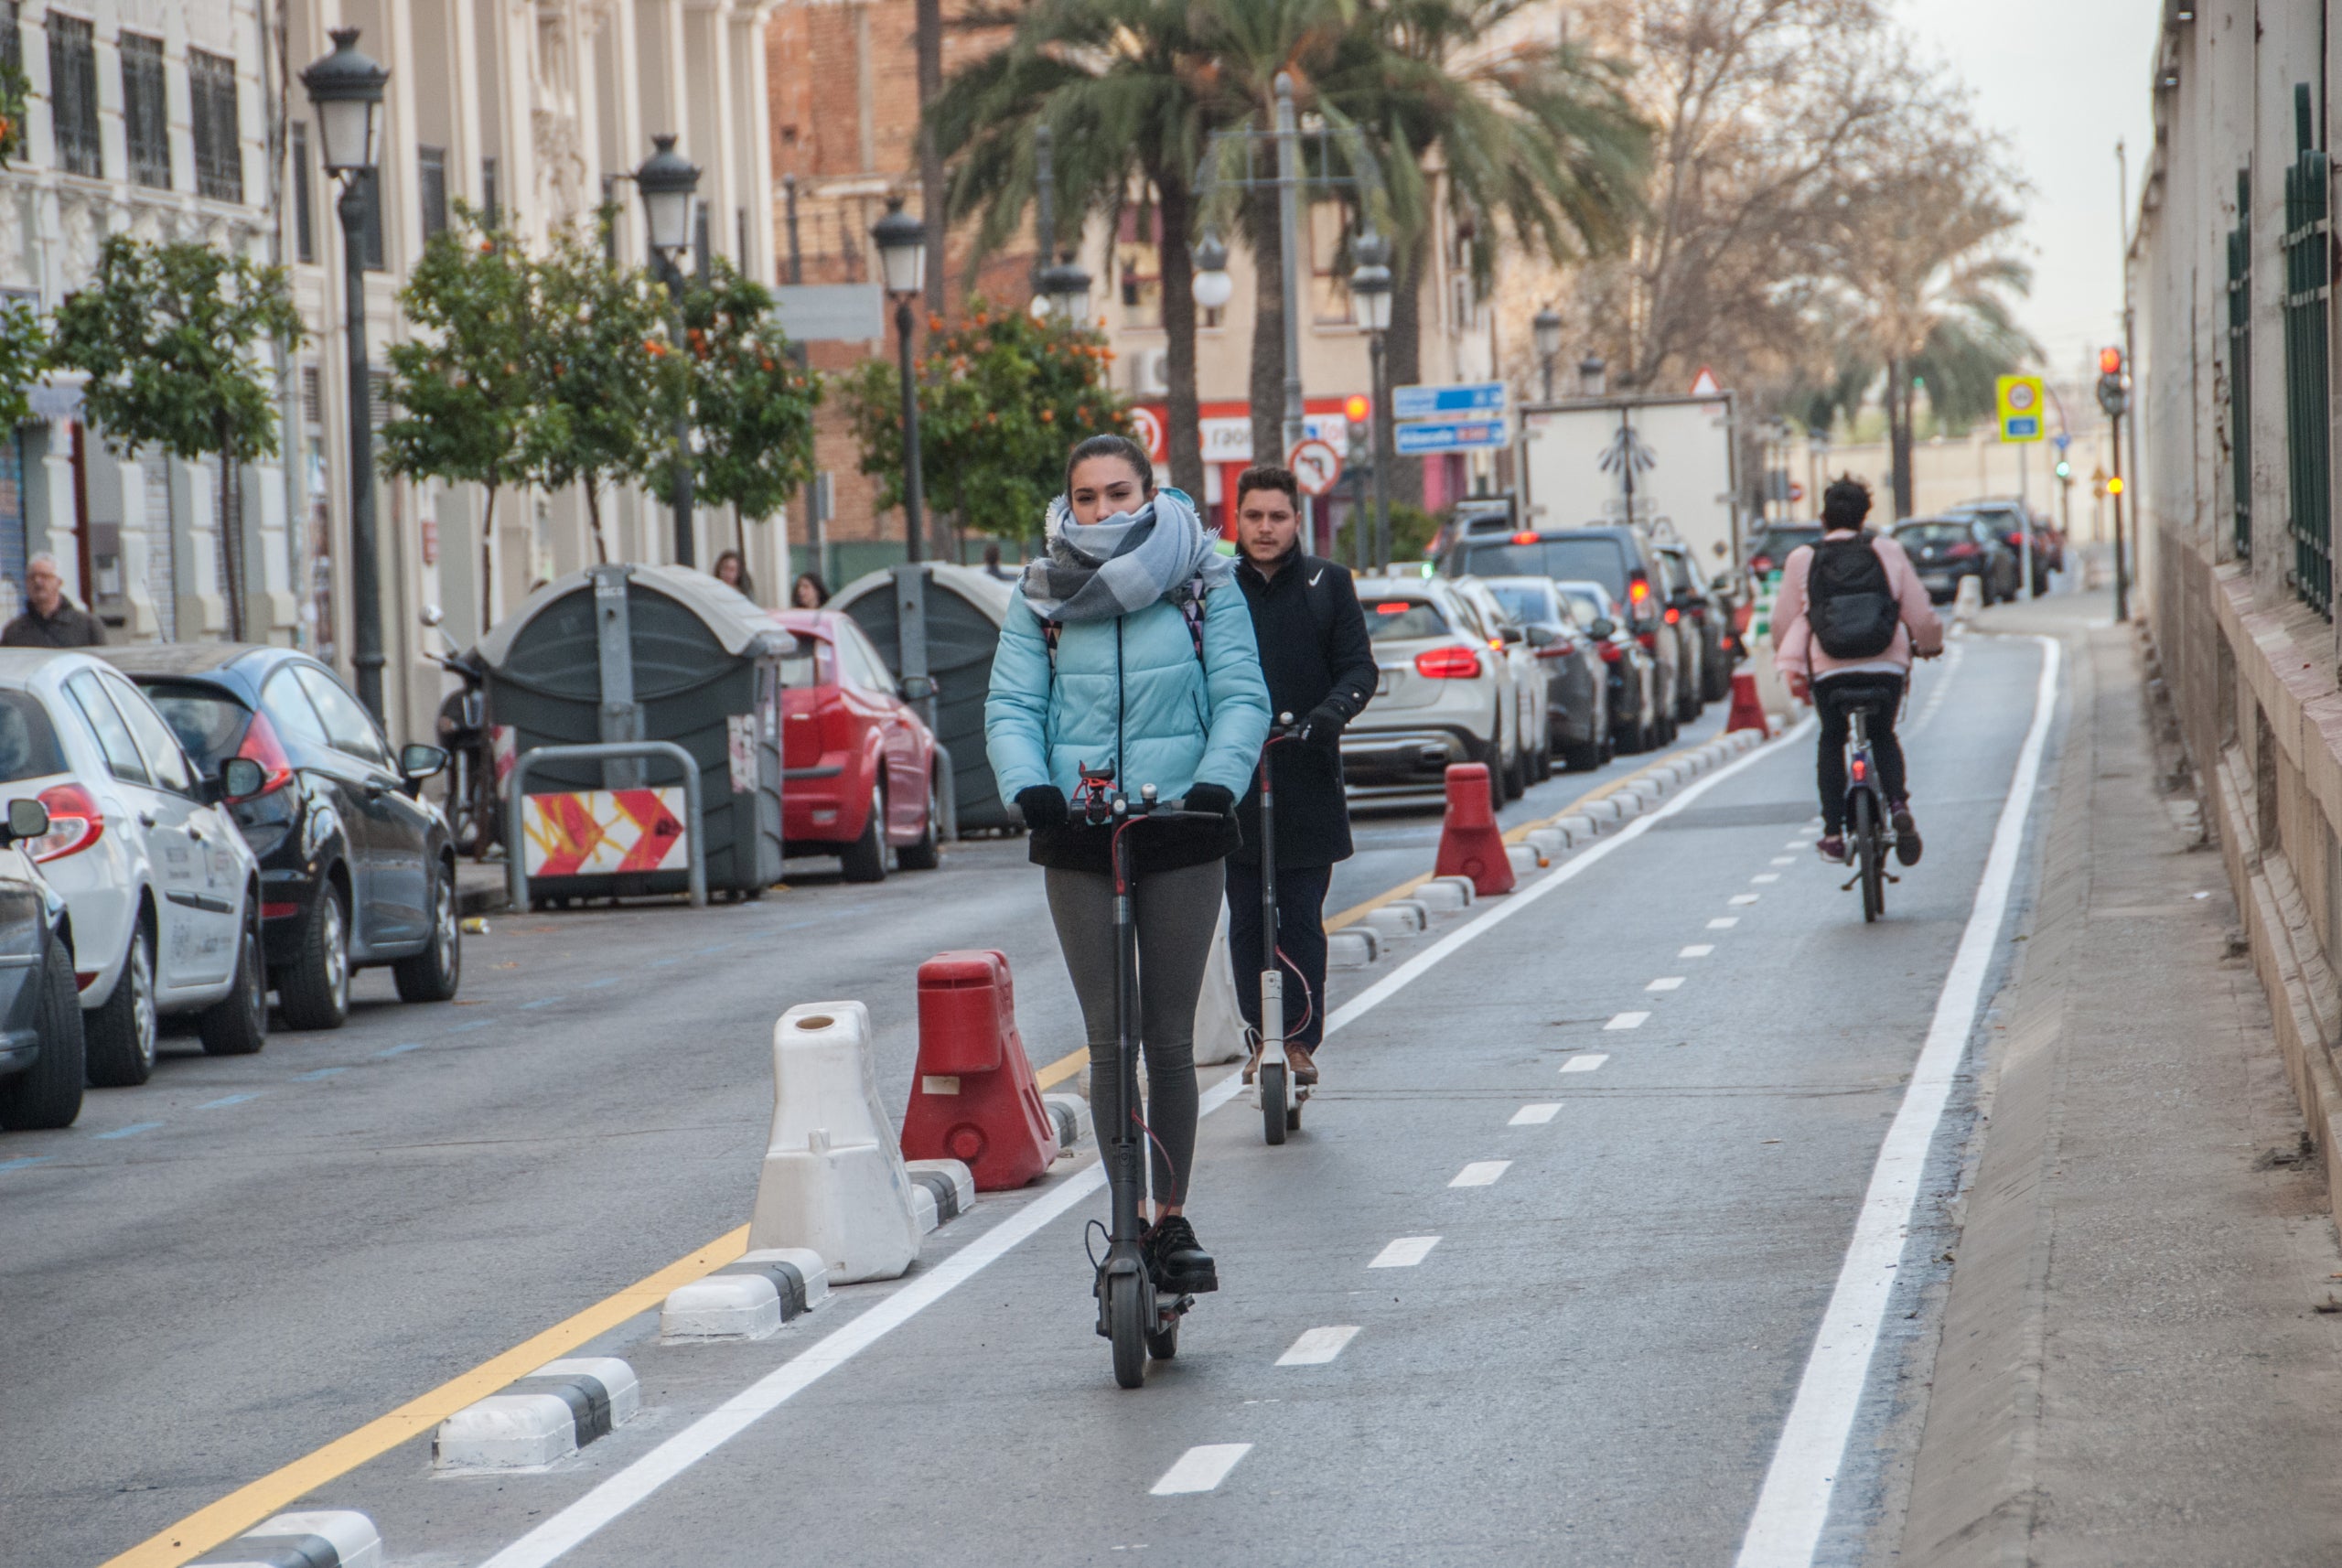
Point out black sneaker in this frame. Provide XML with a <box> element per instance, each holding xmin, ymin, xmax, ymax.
<box><xmin>1144</xmin><ymin>1215</ymin><xmax>1219</xmax><ymax>1294</ymax></box>
<box><xmin>1891</xmin><ymin>801</ymin><xmax>1923</xmax><ymax>865</ymax></box>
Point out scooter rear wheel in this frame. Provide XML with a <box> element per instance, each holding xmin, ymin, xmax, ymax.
<box><xmin>1261</xmin><ymin>1062</ymin><xmax>1288</xmax><ymax>1145</ymax></box>
<box><xmin>1107</xmin><ymin>1272</ymin><xmax>1147</xmax><ymax>1389</ymax></box>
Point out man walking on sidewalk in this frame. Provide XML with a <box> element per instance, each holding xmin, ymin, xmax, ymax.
<box><xmin>1225</xmin><ymin>466</ymin><xmax>1376</xmax><ymax>1088</ymax></box>
<box><xmin>2</xmin><ymin>555</ymin><xmax>104</xmax><ymax>648</ymax></box>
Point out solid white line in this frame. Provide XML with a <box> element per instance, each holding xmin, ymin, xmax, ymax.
<box><xmin>1449</xmin><ymin>1160</ymin><xmax>1510</xmax><ymax>1187</ymax></box>
<box><xmin>1151</xmin><ymin>1443</ymin><xmax>1252</xmax><ymax>1495</ymax></box>
<box><xmin>1369</xmin><ymin>1236</ymin><xmax>1441</xmax><ymax>1268</ymax></box>
<box><xmin>1734</xmin><ymin>636</ymin><xmax>2060</xmax><ymax>1568</ymax></box>
<box><xmin>1679</xmin><ymin>944</ymin><xmax>1714</xmax><ymax>958</ymax></box>
<box><xmin>1646</xmin><ymin>976</ymin><xmax>1685</xmax><ymax>992</ymax></box>
<box><xmin>1509</xmin><ymin>1103</ymin><xmax>1562</xmax><ymax>1125</ymax></box>
<box><xmin>476</xmin><ymin>717</ymin><xmax>1817</xmax><ymax>1568</ymax></box>
<box><xmin>1561</xmin><ymin>1052</ymin><xmax>1610</xmax><ymax>1072</ymax></box>
<box><xmin>1276</xmin><ymin>1326</ymin><xmax>1361</xmax><ymax>1366</ymax></box>
<box><xmin>1708</xmin><ymin>918</ymin><xmax>1740</xmax><ymax>929</ymax></box>
<box><xmin>1604</xmin><ymin>1012</ymin><xmax>1648</xmax><ymax>1030</ymax></box>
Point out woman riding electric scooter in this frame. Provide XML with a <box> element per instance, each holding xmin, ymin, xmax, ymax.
<box><xmin>985</xmin><ymin>434</ymin><xmax>1270</xmax><ymax>1316</ymax></box>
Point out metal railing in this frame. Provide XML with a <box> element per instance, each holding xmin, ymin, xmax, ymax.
<box><xmin>2227</xmin><ymin>166</ymin><xmax>2251</xmax><ymax>562</ymax></box>
<box><xmin>2283</xmin><ymin>83</ymin><xmax>2332</xmax><ymax>618</ymax></box>
<box><xmin>506</xmin><ymin>740</ymin><xmax>707</xmax><ymax>914</ymax></box>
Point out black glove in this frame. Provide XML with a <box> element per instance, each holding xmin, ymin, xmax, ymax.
<box><xmin>1185</xmin><ymin>781</ymin><xmax>1236</xmax><ymax>819</ymax></box>
<box><xmin>1299</xmin><ymin>701</ymin><xmax>1348</xmax><ymax>752</ymax></box>
<box><xmin>1016</xmin><ymin>785</ymin><xmax>1068</xmax><ymax>832</ymax></box>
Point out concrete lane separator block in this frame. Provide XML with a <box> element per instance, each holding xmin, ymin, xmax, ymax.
<box><xmin>906</xmin><ymin>1157</ymin><xmax>976</xmax><ymax>1236</ymax></box>
<box><xmin>1418</xmin><ymin>877</ymin><xmax>1473</xmax><ymax>914</ymax></box>
<box><xmin>1611</xmin><ymin>792</ymin><xmax>1645</xmax><ymax>820</ymax></box>
<box><xmin>1327</xmin><ymin>928</ymin><xmax>1380</xmax><ymax>969</ymax></box>
<box><xmin>1043</xmin><ymin>1092</ymin><xmax>1089</xmax><ymax>1151</ymax></box>
<box><xmin>1556</xmin><ymin>812</ymin><xmax>1598</xmax><ymax>841</ymax></box>
<box><xmin>1506</xmin><ymin>843</ymin><xmax>1543</xmax><ymax>876</ymax></box>
<box><xmin>1525</xmin><ymin>826</ymin><xmax>1566</xmax><ymax>859</ymax></box>
<box><xmin>1360</xmin><ymin>899</ymin><xmax>1430</xmax><ymax>940</ymax></box>
<box><xmin>190</xmin><ymin>1511</ymin><xmax>382</xmax><ymax>1568</ymax></box>
<box><xmin>748</xmin><ymin>1001</ymin><xmax>922</xmax><ymax>1283</ymax></box>
<box><xmin>1581</xmin><ymin>797</ymin><xmax>1623</xmax><ymax>823</ymax></box>
<box><xmin>661</xmin><ymin>1247</ymin><xmax>830</xmax><ymax>1341</ymax></box>
<box><xmin>434</xmin><ymin>1358</ymin><xmax>639</xmax><ymax>1471</ymax></box>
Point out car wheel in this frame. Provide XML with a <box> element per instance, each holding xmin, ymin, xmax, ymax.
<box><xmin>1504</xmin><ymin>740</ymin><xmax>1530</xmax><ymax>799</ymax></box>
<box><xmin>896</xmin><ymin>767</ymin><xmax>942</xmax><ymax>872</ymax></box>
<box><xmin>199</xmin><ymin>908</ymin><xmax>268</xmax><ymax>1057</ymax></box>
<box><xmin>839</xmin><ymin>783</ymin><xmax>888</xmax><ymax>883</ymax></box>
<box><xmin>84</xmin><ymin>923</ymin><xmax>158</xmax><ymax>1088</ymax></box>
<box><xmin>1561</xmin><ymin>732</ymin><xmax>1605</xmax><ymax>771</ymax></box>
<box><xmin>393</xmin><ymin>863</ymin><xmax>463</xmax><ymax>1003</ymax></box>
<box><xmin>276</xmin><ymin>882</ymin><xmax>351</xmax><ymax>1032</ymax></box>
<box><xmin>0</xmin><ymin>937</ymin><xmax>84</xmax><ymax>1129</ymax></box>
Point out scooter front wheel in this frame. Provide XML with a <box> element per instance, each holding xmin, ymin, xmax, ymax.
<box><xmin>1261</xmin><ymin>1062</ymin><xmax>1288</xmax><ymax>1145</ymax></box>
<box><xmin>1146</xmin><ymin>1312</ymin><xmax>1180</xmax><ymax>1361</ymax></box>
<box><xmin>1107</xmin><ymin>1272</ymin><xmax>1147</xmax><ymax>1388</ymax></box>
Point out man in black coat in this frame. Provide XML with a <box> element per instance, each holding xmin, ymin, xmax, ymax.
<box><xmin>1225</xmin><ymin>465</ymin><xmax>1376</xmax><ymax>1088</ymax></box>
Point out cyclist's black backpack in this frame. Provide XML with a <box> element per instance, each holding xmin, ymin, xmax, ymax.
<box><xmin>1806</xmin><ymin>535</ymin><xmax>1900</xmax><ymax>659</ymax></box>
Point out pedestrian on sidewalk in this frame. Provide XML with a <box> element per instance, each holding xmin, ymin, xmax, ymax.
<box><xmin>1771</xmin><ymin>475</ymin><xmax>1943</xmax><ymax>865</ymax></box>
<box><xmin>1221</xmin><ymin>465</ymin><xmax>1375</xmax><ymax>1090</ymax></box>
<box><xmin>2</xmin><ymin>555</ymin><xmax>104</xmax><ymax>648</ymax></box>
<box><xmin>984</xmin><ymin>433</ymin><xmax>1270</xmax><ymax>1297</ymax></box>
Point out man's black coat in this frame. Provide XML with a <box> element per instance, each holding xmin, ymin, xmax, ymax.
<box><xmin>1230</xmin><ymin>548</ymin><xmax>1376</xmax><ymax>868</ymax></box>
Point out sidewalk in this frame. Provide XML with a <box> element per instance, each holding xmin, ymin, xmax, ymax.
<box><xmin>1901</xmin><ymin>597</ymin><xmax>2342</xmax><ymax>1563</ymax></box>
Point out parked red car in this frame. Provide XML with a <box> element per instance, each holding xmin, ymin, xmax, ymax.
<box><xmin>774</xmin><ymin>610</ymin><xmax>942</xmax><ymax>881</ymax></box>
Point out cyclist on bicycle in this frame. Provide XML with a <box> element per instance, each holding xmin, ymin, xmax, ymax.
<box><xmin>985</xmin><ymin>434</ymin><xmax>1271</xmax><ymax>1297</ymax></box>
<box><xmin>1771</xmin><ymin>476</ymin><xmax>1943</xmax><ymax>865</ymax></box>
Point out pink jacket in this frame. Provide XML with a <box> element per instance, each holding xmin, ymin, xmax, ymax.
<box><xmin>1770</xmin><ymin>530</ymin><xmax>1944</xmax><ymax>681</ymax></box>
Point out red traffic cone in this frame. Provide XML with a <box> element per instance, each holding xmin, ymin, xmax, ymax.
<box><xmin>1434</xmin><ymin>762</ymin><xmax>1516</xmax><ymax>897</ymax></box>
<box><xmin>900</xmin><ymin>950</ymin><xmax>1059</xmax><ymax>1190</ymax></box>
<box><xmin>1725</xmin><ymin>669</ymin><xmax>1771</xmax><ymax>737</ymax></box>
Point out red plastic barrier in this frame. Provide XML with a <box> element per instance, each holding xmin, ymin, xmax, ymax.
<box><xmin>900</xmin><ymin>950</ymin><xmax>1059</xmax><ymax>1190</ymax></box>
<box><xmin>1725</xmin><ymin>670</ymin><xmax>1772</xmax><ymax>737</ymax></box>
<box><xmin>1434</xmin><ymin>763</ymin><xmax>1516</xmax><ymax>897</ymax></box>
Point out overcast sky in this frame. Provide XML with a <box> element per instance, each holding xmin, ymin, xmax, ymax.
<box><xmin>1896</xmin><ymin>0</ymin><xmax>2160</xmax><ymax>380</ymax></box>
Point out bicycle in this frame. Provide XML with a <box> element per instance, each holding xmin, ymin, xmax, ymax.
<box><xmin>1841</xmin><ymin>702</ymin><xmax>1898</xmax><ymax>922</ymax></box>
<box><xmin>1075</xmin><ymin>763</ymin><xmax>1216</xmax><ymax>1388</ymax></box>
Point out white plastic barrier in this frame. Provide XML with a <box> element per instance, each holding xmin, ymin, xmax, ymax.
<box><xmin>1191</xmin><ymin>907</ymin><xmax>1249</xmax><ymax>1066</ymax></box>
<box><xmin>748</xmin><ymin>1002</ymin><xmax>921</xmax><ymax>1283</ymax></box>
<box><xmin>1952</xmin><ymin>572</ymin><xmax>1983</xmax><ymax>626</ymax></box>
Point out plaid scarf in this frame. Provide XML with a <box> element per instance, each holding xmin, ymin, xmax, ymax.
<box><xmin>1016</xmin><ymin>487</ymin><xmax>1234</xmax><ymax>624</ymax></box>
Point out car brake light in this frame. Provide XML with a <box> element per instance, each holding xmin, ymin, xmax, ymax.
<box><xmin>1413</xmin><ymin>646</ymin><xmax>1482</xmax><ymax>680</ymax></box>
<box><xmin>232</xmin><ymin>710</ymin><xmax>295</xmax><ymax>799</ymax></box>
<box><xmin>1373</xmin><ymin>601</ymin><xmax>1413</xmax><ymax>615</ymax></box>
<box><xmin>1947</xmin><ymin>542</ymin><xmax>1980</xmax><ymax>558</ymax></box>
<box><xmin>1628</xmin><ymin>575</ymin><xmax>1652</xmax><ymax>607</ymax></box>
<box><xmin>260</xmin><ymin>901</ymin><xmax>302</xmax><ymax>920</ymax></box>
<box><xmin>1664</xmin><ymin>606</ymin><xmax>1681</xmax><ymax>624</ymax></box>
<box><xmin>1597</xmin><ymin>640</ymin><xmax>1624</xmax><ymax>664</ymax></box>
<box><xmin>1637</xmin><ymin>630</ymin><xmax>1657</xmax><ymax>651</ymax></box>
<box><xmin>1751</xmin><ymin>554</ymin><xmax>1773</xmax><ymax>574</ymax></box>
<box><xmin>1510</xmin><ymin>531</ymin><xmax>1541</xmax><ymax>545</ymax></box>
<box><xmin>31</xmin><ymin>782</ymin><xmax>102</xmax><ymax>863</ymax></box>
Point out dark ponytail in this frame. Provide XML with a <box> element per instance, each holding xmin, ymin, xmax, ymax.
<box><xmin>1063</xmin><ymin>434</ymin><xmax>1155</xmax><ymax>499</ymax></box>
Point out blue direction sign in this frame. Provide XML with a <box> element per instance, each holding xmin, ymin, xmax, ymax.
<box><xmin>1393</xmin><ymin>418</ymin><xmax>1509</xmax><ymax>455</ymax></box>
<box><xmin>1392</xmin><ymin>381</ymin><xmax>1507</xmax><ymax>420</ymax></box>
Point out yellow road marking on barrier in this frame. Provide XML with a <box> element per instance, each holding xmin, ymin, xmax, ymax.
<box><xmin>101</xmin><ymin>1226</ymin><xmax>754</xmax><ymax>1568</ymax></box>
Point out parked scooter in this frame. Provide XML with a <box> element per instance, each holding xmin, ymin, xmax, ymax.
<box><xmin>419</xmin><ymin>606</ymin><xmax>500</xmax><ymax>859</ymax></box>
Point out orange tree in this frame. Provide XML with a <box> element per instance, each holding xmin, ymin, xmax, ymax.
<box><xmin>650</xmin><ymin>259</ymin><xmax>822</xmax><ymax>526</ymax></box>
<box><xmin>840</xmin><ymin>298</ymin><xmax>1132</xmax><ymax>550</ymax></box>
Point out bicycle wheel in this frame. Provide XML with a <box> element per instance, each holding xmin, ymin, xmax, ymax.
<box><xmin>1853</xmin><ymin>791</ymin><xmax>1885</xmax><ymax>923</ymax></box>
<box><xmin>1107</xmin><ymin>1271</ymin><xmax>1147</xmax><ymax>1388</ymax></box>
<box><xmin>1261</xmin><ymin>1061</ymin><xmax>1288</xmax><ymax>1145</ymax></box>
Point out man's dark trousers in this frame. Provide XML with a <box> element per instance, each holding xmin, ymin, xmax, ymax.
<box><xmin>1225</xmin><ymin>860</ymin><xmax>1333</xmax><ymax>1047</ymax></box>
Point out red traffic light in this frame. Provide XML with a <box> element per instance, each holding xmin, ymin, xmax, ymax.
<box><xmin>1343</xmin><ymin>393</ymin><xmax>1371</xmax><ymax>424</ymax></box>
<box><xmin>2099</xmin><ymin>346</ymin><xmax>2124</xmax><ymax>376</ymax></box>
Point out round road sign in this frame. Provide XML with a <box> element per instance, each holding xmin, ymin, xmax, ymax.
<box><xmin>1288</xmin><ymin>438</ymin><xmax>1343</xmax><ymax>497</ymax></box>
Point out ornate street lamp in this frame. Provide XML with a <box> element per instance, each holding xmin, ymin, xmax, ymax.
<box><xmin>872</xmin><ymin>198</ymin><xmax>929</xmax><ymax>564</ymax></box>
<box><xmin>1532</xmin><ymin>307</ymin><xmax>1563</xmax><ymax>402</ymax></box>
<box><xmin>1579</xmin><ymin>354</ymin><xmax>1608</xmax><ymax>399</ymax></box>
<box><xmin>1190</xmin><ymin>230</ymin><xmax>1235</xmax><ymax>311</ymax></box>
<box><xmin>301</xmin><ymin>29</ymin><xmax>389</xmax><ymax>721</ymax></box>
<box><xmin>1038</xmin><ymin>252</ymin><xmax>1092</xmax><ymax>325</ymax></box>
<box><xmin>636</xmin><ymin>134</ymin><xmax>701</xmax><ymax>567</ymax></box>
<box><xmin>1349</xmin><ymin>231</ymin><xmax>1395</xmax><ymax>570</ymax></box>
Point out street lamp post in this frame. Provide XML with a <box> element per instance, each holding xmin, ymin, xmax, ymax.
<box><xmin>637</xmin><ymin>134</ymin><xmax>701</xmax><ymax>568</ymax></box>
<box><xmin>1532</xmin><ymin>308</ymin><xmax>1563</xmax><ymax>403</ymax></box>
<box><xmin>1037</xmin><ymin>252</ymin><xmax>1092</xmax><ymax>326</ymax></box>
<box><xmin>301</xmin><ymin>28</ymin><xmax>390</xmax><ymax>722</ymax></box>
<box><xmin>1579</xmin><ymin>355</ymin><xmax>1607</xmax><ymax>399</ymax></box>
<box><xmin>872</xmin><ymin>198</ymin><xmax>929</xmax><ymax>564</ymax></box>
<box><xmin>1350</xmin><ymin>232</ymin><xmax>1394</xmax><ymax>571</ymax></box>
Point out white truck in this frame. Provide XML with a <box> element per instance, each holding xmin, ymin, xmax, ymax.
<box><xmin>1516</xmin><ymin>392</ymin><xmax>1744</xmax><ymax>584</ymax></box>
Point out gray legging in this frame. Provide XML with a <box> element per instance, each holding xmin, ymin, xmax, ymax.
<box><xmin>1045</xmin><ymin>860</ymin><xmax>1224</xmax><ymax>1208</ymax></box>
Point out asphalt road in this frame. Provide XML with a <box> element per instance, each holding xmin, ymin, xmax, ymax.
<box><xmin>0</xmin><ymin>637</ymin><xmax>2047</xmax><ymax>1568</ymax></box>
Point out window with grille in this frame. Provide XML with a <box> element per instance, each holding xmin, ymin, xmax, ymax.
<box><xmin>417</xmin><ymin>145</ymin><xmax>447</xmax><ymax>241</ymax></box>
<box><xmin>2283</xmin><ymin>82</ymin><xmax>2332</xmax><ymax>618</ymax></box>
<box><xmin>2227</xmin><ymin>166</ymin><xmax>2251</xmax><ymax>561</ymax></box>
<box><xmin>0</xmin><ymin>3</ymin><xmax>22</xmax><ymax>77</ymax></box>
<box><xmin>120</xmin><ymin>32</ymin><xmax>167</xmax><ymax>188</ymax></box>
<box><xmin>292</xmin><ymin>122</ymin><xmax>315</xmax><ymax>263</ymax></box>
<box><xmin>189</xmin><ymin>48</ymin><xmax>242</xmax><ymax>202</ymax></box>
<box><xmin>47</xmin><ymin>16</ymin><xmax>99</xmax><ymax>177</ymax></box>
<box><xmin>481</xmin><ymin>156</ymin><xmax>500</xmax><ymax>229</ymax></box>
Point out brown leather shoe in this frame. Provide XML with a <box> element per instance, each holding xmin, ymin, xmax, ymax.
<box><xmin>1287</xmin><ymin>1043</ymin><xmax>1318</xmax><ymax>1085</ymax></box>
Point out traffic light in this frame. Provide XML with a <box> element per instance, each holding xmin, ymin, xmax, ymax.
<box><xmin>2107</xmin><ymin>475</ymin><xmax>2125</xmax><ymax>496</ymax></box>
<box><xmin>1344</xmin><ymin>393</ymin><xmax>1371</xmax><ymax>424</ymax></box>
<box><xmin>2099</xmin><ymin>346</ymin><xmax>2124</xmax><ymax>376</ymax></box>
<box><xmin>2055</xmin><ymin>458</ymin><xmax>2072</xmax><ymax>480</ymax></box>
<box><xmin>2096</xmin><ymin>345</ymin><xmax>2130</xmax><ymax>417</ymax></box>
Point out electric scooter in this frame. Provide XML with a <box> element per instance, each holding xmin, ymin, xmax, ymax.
<box><xmin>1080</xmin><ymin>764</ymin><xmax>1215</xmax><ymax>1389</ymax></box>
<box><xmin>1254</xmin><ymin>714</ymin><xmax>1307</xmax><ymax>1145</ymax></box>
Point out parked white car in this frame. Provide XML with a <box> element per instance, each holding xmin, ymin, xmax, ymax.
<box><xmin>1449</xmin><ymin>575</ymin><xmax>1555</xmax><ymax>789</ymax></box>
<box><xmin>1340</xmin><ymin>575</ymin><xmax>1531</xmax><ymax>807</ymax></box>
<box><xmin>0</xmin><ymin>651</ymin><xmax>268</xmax><ymax>1085</ymax></box>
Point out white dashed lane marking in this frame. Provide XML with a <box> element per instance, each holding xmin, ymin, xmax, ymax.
<box><xmin>1680</xmin><ymin>944</ymin><xmax>1714</xmax><ymax>958</ymax></box>
<box><xmin>1709</xmin><ymin>917</ymin><xmax>1740</xmax><ymax>929</ymax></box>
<box><xmin>1562</xmin><ymin>1053</ymin><xmax>1610</xmax><ymax>1073</ymax></box>
<box><xmin>1770</xmin><ymin>856</ymin><xmax>1797</xmax><ymax>865</ymax></box>
<box><xmin>1152</xmin><ymin>1444</ymin><xmax>1252</xmax><ymax>1496</ymax></box>
<box><xmin>1510</xmin><ymin>1103</ymin><xmax>1562</xmax><ymax>1125</ymax></box>
<box><xmin>1369</xmin><ymin>1236</ymin><xmax>1441</xmax><ymax>1268</ymax></box>
<box><xmin>1751</xmin><ymin>874</ymin><xmax>1780</xmax><ymax>884</ymax></box>
<box><xmin>1646</xmin><ymin>976</ymin><xmax>1684</xmax><ymax>992</ymax></box>
<box><xmin>1276</xmin><ymin>1326</ymin><xmax>1361</xmax><ymax>1366</ymax></box>
<box><xmin>1449</xmin><ymin>1161</ymin><xmax>1511</xmax><ymax>1188</ymax></box>
<box><xmin>1606</xmin><ymin>1012</ymin><xmax>1649</xmax><ymax>1030</ymax></box>
<box><xmin>1729</xmin><ymin>894</ymin><xmax>1761</xmax><ymax>906</ymax></box>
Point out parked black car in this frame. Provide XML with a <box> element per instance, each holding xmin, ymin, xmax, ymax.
<box><xmin>0</xmin><ymin>787</ymin><xmax>81</xmax><ymax>1131</ymax></box>
<box><xmin>1481</xmin><ymin>575</ymin><xmax>1613</xmax><ymax>772</ymax></box>
<box><xmin>1441</xmin><ymin>523</ymin><xmax>1681</xmax><ymax>745</ymax></box>
<box><xmin>101</xmin><ymin>645</ymin><xmax>459</xmax><ymax>1030</ymax></box>
<box><xmin>1655</xmin><ymin>542</ymin><xmax>1735</xmax><ymax>712</ymax></box>
<box><xmin>1746</xmin><ymin>523</ymin><xmax>1823</xmax><ymax>580</ymax></box>
<box><xmin>1893</xmin><ymin>517</ymin><xmax>2021</xmax><ymax>605</ymax></box>
<box><xmin>1554</xmin><ymin>580</ymin><xmax>1664</xmax><ymax>756</ymax></box>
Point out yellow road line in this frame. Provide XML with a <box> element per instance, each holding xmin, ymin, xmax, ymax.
<box><xmin>102</xmin><ymin>1227</ymin><xmax>753</xmax><ymax>1568</ymax></box>
<box><xmin>1035</xmin><ymin>1047</ymin><xmax>1087</xmax><ymax>1090</ymax></box>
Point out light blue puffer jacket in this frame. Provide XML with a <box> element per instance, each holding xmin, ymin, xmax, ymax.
<box><xmin>985</xmin><ymin>585</ymin><xmax>1271</xmax><ymax>805</ymax></box>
